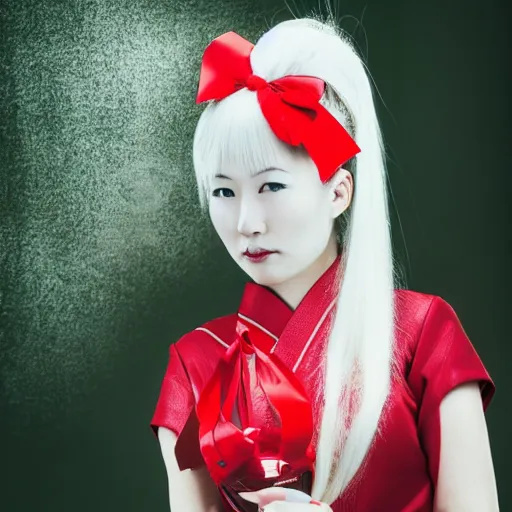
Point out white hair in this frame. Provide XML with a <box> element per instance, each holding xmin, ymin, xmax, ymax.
<box><xmin>193</xmin><ymin>17</ymin><xmax>399</xmax><ymax>504</ymax></box>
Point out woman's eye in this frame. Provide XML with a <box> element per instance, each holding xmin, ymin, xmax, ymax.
<box><xmin>212</xmin><ymin>188</ymin><xmax>235</xmax><ymax>198</ymax></box>
<box><xmin>260</xmin><ymin>182</ymin><xmax>286</xmax><ymax>193</ymax></box>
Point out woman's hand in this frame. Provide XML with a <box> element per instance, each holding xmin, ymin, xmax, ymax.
<box><xmin>263</xmin><ymin>503</ymin><xmax>332</xmax><ymax>511</ymax></box>
<box><xmin>239</xmin><ymin>488</ymin><xmax>332</xmax><ymax>511</ymax></box>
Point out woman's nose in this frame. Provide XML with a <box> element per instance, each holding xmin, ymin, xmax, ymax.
<box><xmin>237</xmin><ymin>199</ymin><xmax>267</xmax><ymax>236</ymax></box>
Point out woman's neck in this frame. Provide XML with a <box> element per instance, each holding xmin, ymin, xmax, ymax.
<box><xmin>268</xmin><ymin>235</ymin><xmax>340</xmax><ymax>310</ymax></box>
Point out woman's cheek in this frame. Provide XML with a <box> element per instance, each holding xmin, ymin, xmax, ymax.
<box><xmin>270</xmin><ymin>193</ymin><xmax>301</xmax><ymax>219</ymax></box>
<box><xmin>209</xmin><ymin>203</ymin><xmax>226</xmax><ymax>236</ymax></box>
<box><xmin>210</xmin><ymin>202</ymin><xmax>236</xmax><ymax>240</ymax></box>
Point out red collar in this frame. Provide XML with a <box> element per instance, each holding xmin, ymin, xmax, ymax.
<box><xmin>237</xmin><ymin>255</ymin><xmax>341</xmax><ymax>366</ymax></box>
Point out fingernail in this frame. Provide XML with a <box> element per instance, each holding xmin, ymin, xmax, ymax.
<box><xmin>310</xmin><ymin>499</ymin><xmax>323</xmax><ymax>506</ymax></box>
<box><xmin>239</xmin><ymin>491</ymin><xmax>260</xmax><ymax>504</ymax></box>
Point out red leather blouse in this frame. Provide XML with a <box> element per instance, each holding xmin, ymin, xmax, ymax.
<box><xmin>150</xmin><ymin>258</ymin><xmax>494</xmax><ymax>511</ymax></box>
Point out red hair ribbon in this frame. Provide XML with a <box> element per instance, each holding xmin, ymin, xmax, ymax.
<box><xmin>196</xmin><ymin>318</ymin><xmax>315</xmax><ymax>488</ymax></box>
<box><xmin>196</xmin><ymin>31</ymin><xmax>361</xmax><ymax>183</ymax></box>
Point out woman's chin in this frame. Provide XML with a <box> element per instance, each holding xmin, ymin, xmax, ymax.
<box><xmin>233</xmin><ymin>255</ymin><xmax>293</xmax><ymax>287</ymax></box>
<box><xmin>244</xmin><ymin>267</ymin><xmax>289</xmax><ymax>287</ymax></box>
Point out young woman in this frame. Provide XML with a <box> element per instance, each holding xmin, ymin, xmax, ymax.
<box><xmin>150</xmin><ymin>17</ymin><xmax>499</xmax><ymax>512</ymax></box>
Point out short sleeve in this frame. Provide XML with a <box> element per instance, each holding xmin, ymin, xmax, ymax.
<box><xmin>150</xmin><ymin>342</ymin><xmax>204</xmax><ymax>470</ymax></box>
<box><xmin>407</xmin><ymin>295</ymin><xmax>495</xmax><ymax>486</ymax></box>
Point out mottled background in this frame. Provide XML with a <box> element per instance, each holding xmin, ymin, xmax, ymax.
<box><xmin>1</xmin><ymin>0</ymin><xmax>509</xmax><ymax>510</ymax></box>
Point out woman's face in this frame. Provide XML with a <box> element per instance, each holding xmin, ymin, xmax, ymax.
<box><xmin>208</xmin><ymin>147</ymin><xmax>350</xmax><ymax>291</ymax></box>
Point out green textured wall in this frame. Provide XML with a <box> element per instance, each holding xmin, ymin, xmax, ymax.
<box><xmin>1</xmin><ymin>0</ymin><xmax>509</xmax><ymax>510</ymax></box>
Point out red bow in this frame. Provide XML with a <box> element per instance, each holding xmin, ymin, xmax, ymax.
<box><xmin>196</xmin><ymin>31</ymin><xmax>361</xmax><ymax>183</ymax></box>
<box><xmin>196</xmin><ymin>319</ymin><xmax>315</xmax><ymax>487</ymax></box>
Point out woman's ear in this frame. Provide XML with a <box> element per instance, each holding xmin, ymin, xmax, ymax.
<box><xmin>329</xmin><ymin>168</ymin><xmax>353</xmax><ymax>218</ymax></box>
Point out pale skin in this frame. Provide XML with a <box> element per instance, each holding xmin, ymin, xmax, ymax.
<box><xmin>157</xmin><ymin>161</ymin><xmax>499</xmax><ymax>510</ymax></box>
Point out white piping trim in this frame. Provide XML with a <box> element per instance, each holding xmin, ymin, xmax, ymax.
<box><xmin>237</xmin><ymin>313</ymin><xmax>279</xmax><ymax>343</ymax></box>
<box><xmin>292</xmin><ymin>298</ymin><xmax>337</xmax><ymax>373</ymax></box>
<box><xmin>194</xmin><ymin>327</ymin><xmax>230</xmax><ymax>349</ymax></box>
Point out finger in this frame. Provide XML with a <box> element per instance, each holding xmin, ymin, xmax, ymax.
<box><xmin>239</xmin><ymin>487</ymin><xmax>287</xmax><ymax>506</ymax></box>
<box><xmin>311</xmin><ymin>501</ymin><xmax>333</xmax><ymax>511</ymax></box>
<box><xmin>239</xmin><ymin>487</ymin><xmax>312</xmax><ymax>507</ymax></box>
<box><xmin>282</xmin><ymin>488</ymin><xmax>312</xmax><ymax>502</ymax></box>
<box><xmin>263</xmin><ymin>502</ymin><xmax>332</xmax><ymax>511</ymax></box>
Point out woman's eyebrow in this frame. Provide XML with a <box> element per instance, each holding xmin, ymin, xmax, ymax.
<box><xmin>251</xmin><ymin>167</ymin><xmax>288</xmax><ymax>177</ymax></box>
<box><xmin>213</xmin><ymin>167</ymin><xmax>288</xmax><ymax>180</ymax></box>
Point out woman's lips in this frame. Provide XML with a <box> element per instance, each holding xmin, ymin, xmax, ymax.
<box><xmin>242</xmin><ymin>250</ymin><xmax>277</xmax><ymax>263</ymax></box>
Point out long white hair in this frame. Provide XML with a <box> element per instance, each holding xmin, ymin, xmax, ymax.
<box><xmin>193</xmin><ymin>17</ymin><xmax>398</xmax><ymax>504</ymax></box>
